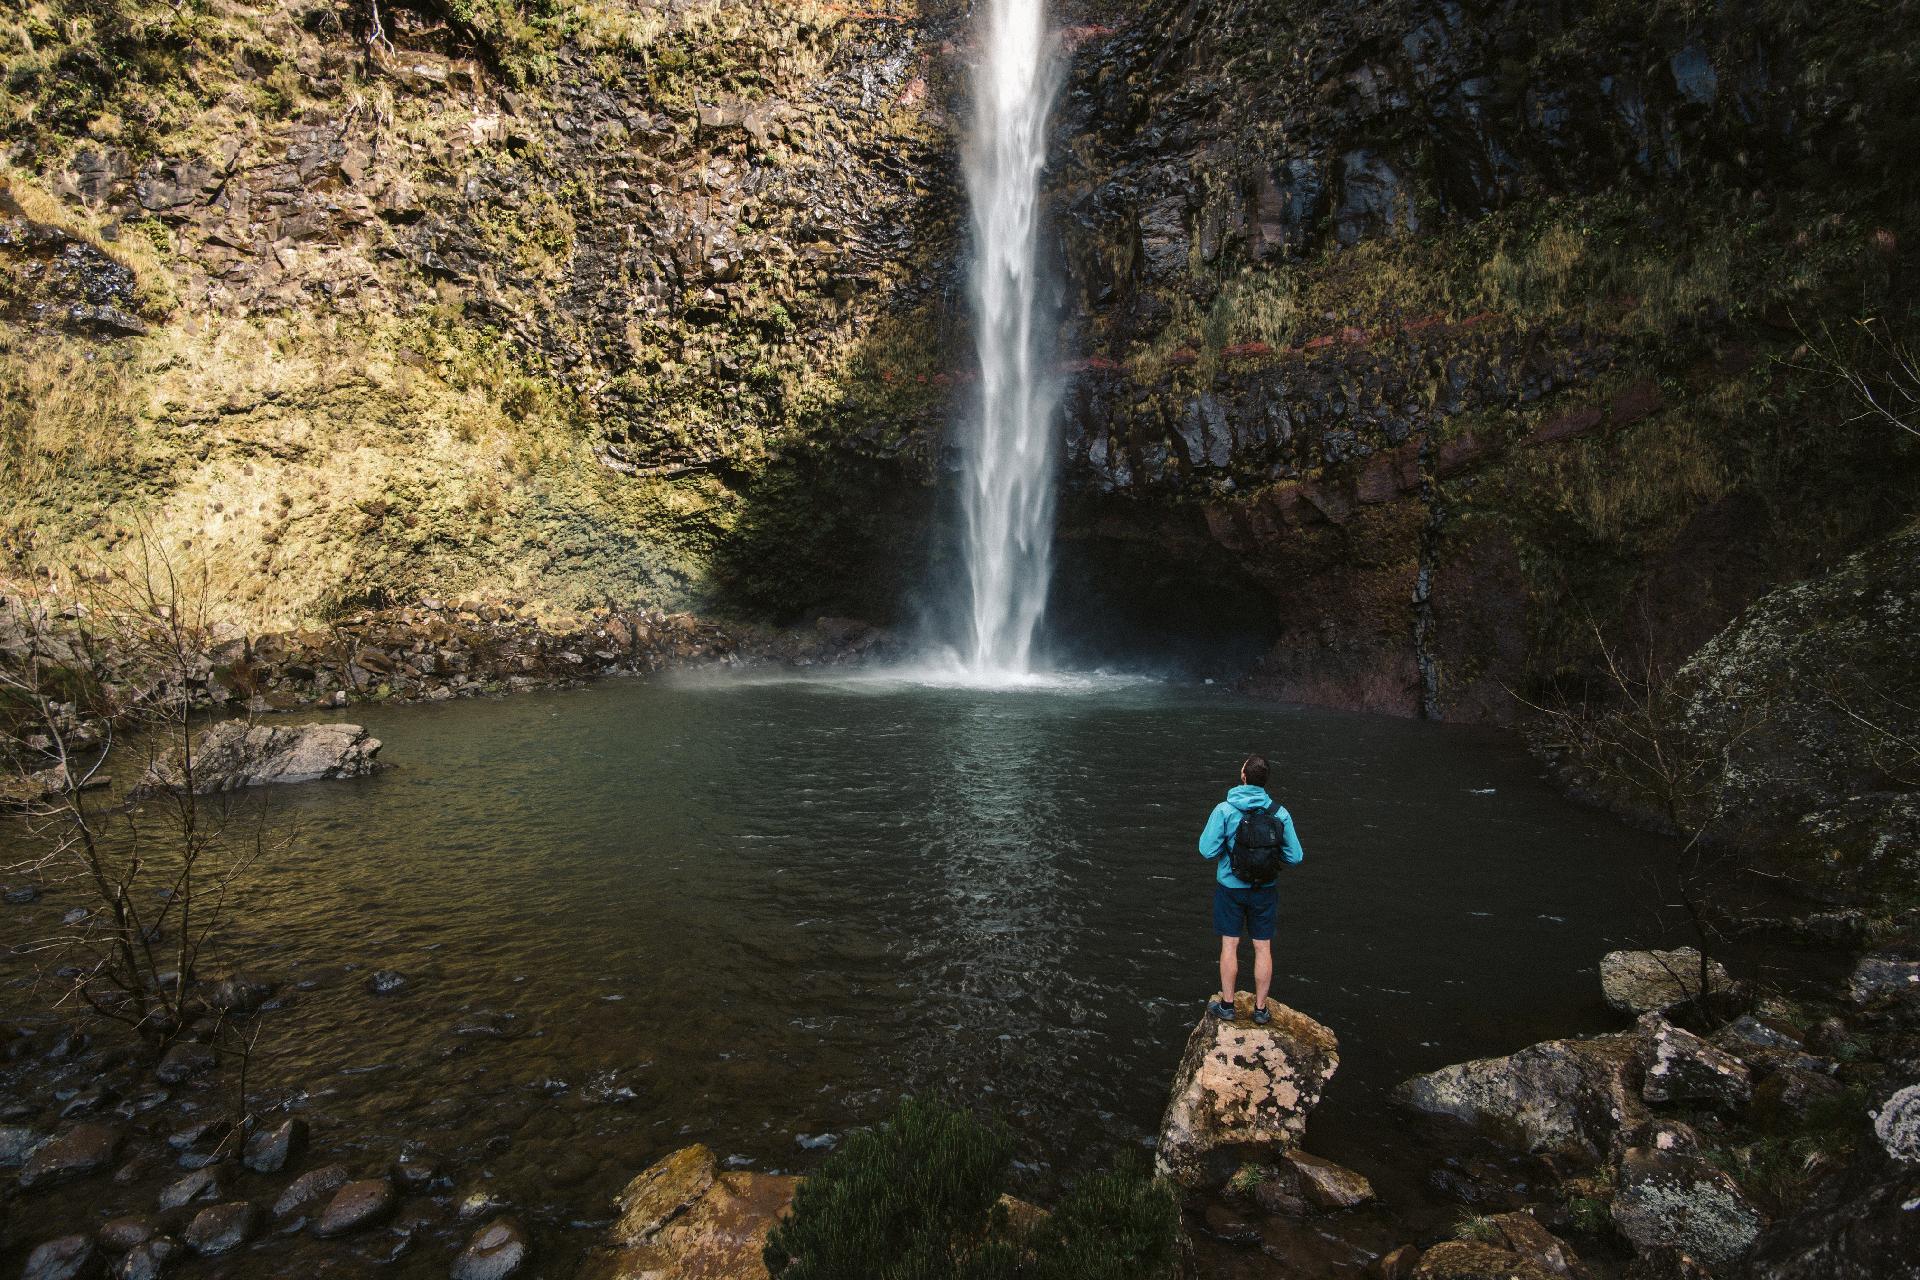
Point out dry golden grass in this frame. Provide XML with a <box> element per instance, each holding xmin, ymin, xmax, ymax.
<box><xmin>0</xmin><ymin>167</ymin><xmax>178</xmax><ymax>316</ymax></box>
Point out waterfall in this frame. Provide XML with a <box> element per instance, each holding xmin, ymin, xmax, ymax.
<box><xmin>958</xmin><ymin>0</ymin><xmax>1061</xmax><ymax>678</ymax></box>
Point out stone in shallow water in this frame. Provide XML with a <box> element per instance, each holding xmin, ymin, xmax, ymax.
<box><xmin>1395</xmin><ymin>1031</ymin><xmax>1645</xmax><ymax>1164</ymax></box>
<box><xmin>1155</xmin><ymin>994</ymin><xmax>1339</xmax><ymax>1189</ymax></box>
<box><xmin>158</xmin><ymin>1166</ymin><xmax>221</xmax><ymax>1211</ymax></box>
<box><xmin>452</xmin><ymin>1217</ymin><xmax>532</xmax><ymax>1280</ymax></box>
<box><xmin>19</xmin><ymin>1121</ymin><xmax>121</xmax><ymax>1189</ymax></box>
<box><xmin>0</xmin><ymin>1123</ymin><xmax>43</xmax><ymax>1165</ymax></box>
<box><xmin>1599</xmin><ymin>948</ymin><xmax>1731</xmax><ymax>1014</ymax></box>
<box><xmin>243</xmin><ymin>1117</ymin><xmax>307</xmax><ymax>1173</ymax></box>
<box><xmin>99</xmin><ymin>1215</ymin><xmax>156</xmax><ymax>1251</ymax></box>
<box><xmin>154</xmin><ymin>1042</ymin><xmax>216</xmax><ymax>1084</ymax></box>
<box><xmin>183</xmin><ymin>1201</ymin><xmax>257</xmax><ymax>1256</ymax></box>
<box><xmin>272</xmin><ymin>1163</ymin><xmax>349</xmax><ymax>1219</ymax></box>
<box><xmin>135</xmin><ymin>721</ymin><xmax>381</xmax><ymax>796</ymax></box>
<box><xmin>115</xmin><ymin>1236</ymin><xmax>180</xmax><ymax>1280</ymax></box>
<box><xmin>1284</xmin><ymin>1150</ymin><xmax>1375</xmax><ymax>1210</ymax></box>
<box><xmin>583</xmin><ymin>1146</ymin><xmax>798</xmax><ymax>1280</ymax></box>
<box><xmin>313</xmin><ymin>1177</ymin><xmax>395</xmax><ymax>1237</ymax></box>
<box><xmin>21</xmin><ymin>1235</ymin><xmax>95</xmax><ymax>1280</ymax></box>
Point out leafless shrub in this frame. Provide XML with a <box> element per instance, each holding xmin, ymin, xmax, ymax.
<box><xmin>1</xmin><ymin>539</ymin><xmax>286</xmax><ymax>1055</ymax></box>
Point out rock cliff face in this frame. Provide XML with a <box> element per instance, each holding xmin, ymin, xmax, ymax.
<box><xmin>3</xmin><ymin>0</ymin><xmax>1916</xmax><ymax>714</ymax></box>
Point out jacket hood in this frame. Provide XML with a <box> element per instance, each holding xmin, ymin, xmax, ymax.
<box><xmin>1226</xmin><ymin>784</ymin><xmax>1273</xmax><ymax>811</ymax></box>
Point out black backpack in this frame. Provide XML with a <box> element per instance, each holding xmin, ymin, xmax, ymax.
<box><xmin>1229</xmin><ymin>805</ymin><xmax>1285</xmax><ymax>887</ymax></box>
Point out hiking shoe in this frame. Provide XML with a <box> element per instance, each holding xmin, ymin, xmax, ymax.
<box><xmin>1208</xmin><ymin>999</ymin><xmax>1237</xmax><ymax>1021</ymax></box>
<box><xmin>1252</xmin><ymin>1004</ymin><xmax>1272</xmax><ymax>1027</ymax></box>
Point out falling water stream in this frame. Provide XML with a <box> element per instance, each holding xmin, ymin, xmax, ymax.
<box><xmin>960</xmin><ymin>0</ymin><xmax>1061</xmax><ymax>676</ymax></box>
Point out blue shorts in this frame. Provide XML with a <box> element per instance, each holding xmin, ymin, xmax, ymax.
<box><xmin>1213</xmin><ymin>885</ymin><xmax>1278</xmax><ymax>941</ymax></box>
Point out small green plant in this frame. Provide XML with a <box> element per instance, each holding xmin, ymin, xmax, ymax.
<box><xmin>1225</xmin><ymin>1162</ymin><xmax>1268</xmax><ymax>1195</ymax></box>
<box><xmin>1452</xmin><ymin>1212</ymin><xmax>1503</xmax><ymax>1244</ymax></box>
<box><xmin>1565</xmin><ymin>1194</ymin><xmax>1611</xmax><ymax>1236</ymax></box>
<box><xmin>764</xmin><ymin>1098</ymin><xmax>1179</xmax><ymax>1280</ymax></box>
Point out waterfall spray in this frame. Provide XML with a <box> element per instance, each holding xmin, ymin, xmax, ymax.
<box><xmin>959</xmin><ymin>0</ymin><xmax>1060</xmax><ymax>677</ymax></box>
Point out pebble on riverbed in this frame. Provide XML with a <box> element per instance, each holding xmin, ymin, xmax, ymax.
<box><xmin>21</xmin><ymin>1235</ymin><xmax>94</xmax><ymax>1280</ymax></box>
<box><xmin>272</xmin><ymin>1163</ymin><xmax>350</xmax><ymax>1221</ymax></box>
<box><xmin>313</xmin><ymin>1177</ymin><xmax>396</xmax><ymax>1237</ymax></box>
<box><xmin>451</xmin><ymin>1217</ymin><xmax>532</xmax><ymax>1280</ymax></box>
<box><xmin>18</xmin><ymin>1121</ymin><xmax>121</xmax><ymax>1189</ymax></box>
<box><xmin>244</xmin><ymin>1116</ymin><xmax>309</xmax><ymax>1173</ymax></box>
<box><xmin>183</xmin><ymin>1201</ymin><xmax>259</xmax><ymax>1256</ymax></box>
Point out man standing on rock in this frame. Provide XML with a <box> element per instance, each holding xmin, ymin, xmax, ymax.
<box><xmin>1198</xmin><ymin>754</ymin><xmax>1304</xmax><ymax>1025</ymax></box>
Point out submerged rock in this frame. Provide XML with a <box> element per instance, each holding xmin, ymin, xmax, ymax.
<box><xmin>21</xmin><ymin>1235</ymin><xmax>95</xmax><ymax>1280</ymax></box>
<box><xmin>580</xmin><ymin>1143</ymin><xmax>798</xmax><ymax>1280</ymax></box>
<box><xmin>243</xmin><ymin>1117</ymin><xmax>307</xmax><ymax>1173</ymax></box>
<box><xmin>272</xmin><ymin>1162</ymin><xmax>349</xmax><ymax>1220</ymax></box>
<box><xmin>1600</xmin><ymin>948</ymin><xmax>1732</xmax><ymax>1015</ymax></box>
<box><xmin>99</xmin><ymin>1215</ymin><xmax>157</xmax><ymax>1250</ymax></box>
<box><xmin>115</xmin><ymin>1237</ymin><xmax>180</xmax><ymax>1280</ymax></box>
<box><xmin>19</xmin><ymin>1121</ymin><xmax>121</xmax><ymax>1189</ymax></box>
<box><xmin>314</xmin><ymin>1177</ymin><xmax>395</xmax><ymax>1237</ymax></box>
<box><xmin>1155</xmin><ymin>995</ymin><xmax>1340</xmax><ymax>1188</ymax></box>
<box><xmin>1283</xmin><ymin>1150</ymin><xmax>1375</xmax><ymax>1210</ymax></box>
<box><xmin>1611</xmin><ymin>1144</ymin><xmax>1762</xmax><ymax>1268</ymax></box>
<box><xmin>1395</xmin><ymin>1032</ymin><xmax>1644</xmax><ymax>1163</ymax></box>
<box><xmin>183</xmin><ymin>1201</ymin><xmax>257</xmax><ymax>1256</ymax></box>
<box><xmin>134</xmin><ymin>721</ymin><xmax>381</xmax><ymax>797</ymax></box>
<box><xmin>154</xmin><ymin>1041</ymin><xmax>216</xmax><ymax>1084</ymax></box>
<box><xmin>452</xmin><ymin>1217</ymin><xmax>532</xmax><ymax>1280</ymax></box>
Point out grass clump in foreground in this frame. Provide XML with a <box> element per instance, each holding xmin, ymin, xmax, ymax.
<box><xmin>763</xmin><ymin>1097</ymin><xmax>1180</xmax><ymax>1280</ymax></box>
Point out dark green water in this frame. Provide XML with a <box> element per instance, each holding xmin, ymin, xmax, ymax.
<box><xmin>252</xmin><ymin>676</ymin><xmax>1669</xmax><ymax>1192</ymax></box>
<box><xmin>6</xmin><ymin>672</ymin><xmax>1684</xmax><ymax>1272</ymax></box>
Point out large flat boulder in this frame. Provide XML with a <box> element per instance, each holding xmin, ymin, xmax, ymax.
<box><xmin>1155</xmin><ymin>994</ymin><xmax>1339</xmax><ymax>1189</ymax></box>
<box><xmin>579</xmin><ymin>1143</ymin><xmax>799</xmax><ymax>1280</ymax></box>
<box><xmin>1600</xmin><ymin>948</ymin><xmax>1732</xmax><ymax>1015</ymax></box>
<box><xmin>1394</xmin><ymin>1031</ymin><xmax>1645</xmax><ymax>1164</ymax></box>
<box><xmin>134</xmin><ymin>721</ymin><xmax>381</xmax><ymax>796</ymax></box>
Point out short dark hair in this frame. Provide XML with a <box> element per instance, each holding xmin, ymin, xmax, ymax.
<box><xmin>1241</xmin><ymin>754</ymin><xmax>1269</xmax><ymax>786</ymax></box>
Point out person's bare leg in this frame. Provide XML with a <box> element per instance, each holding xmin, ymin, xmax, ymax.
<box><xmin>1218</xmin><ymin>936</ymin><xmax>1239</xmax><ymax>1004</ymax></box>
<box><xmin>1252</xmin><ymin>939</ymin><xmax>1273</xmax><ymax>1011</ymax></box>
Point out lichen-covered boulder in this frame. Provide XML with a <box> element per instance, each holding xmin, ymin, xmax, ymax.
<box><xmin>1849</xmin><ymin>955</ymin><xmax>1920</xmax><ymax>1008</ymax></box>
<box><xmin>1394</xmin><ymin>1031</ymin><xmax>1645</xmax><ymax>1164</ymax></box>
<box><xmin>1874</xmin><ymin>1084</ymin><xmax>1920</xmax><ymax>1166</ymax></box>
<box><xmin>1637</xmin><ymin>1015</ymin><xmax>1751</xmax><ymax>1109</ymax></box>
<box><xmin>1611</xmin><ymin>1145</ymin><xmax>1763</xmax><ymax>1269</ymax></box>
<box><xmin>1600</xmin><ymin>949</ymin><xmax>1731</xmax><ymax>1015</ymax></box>
<box><xmin>1412</xmin><ymin>1240</ymin><xmax>1559</xmax><ymax>1280</ymax></box>
<box><xmin>134</xmin><ymin>721</ymin><xmax>381</xmax><ymax>797</ymax></box>
<box><xmin>1155</xmin><ymin>995</ymin><xmax>1339</xmax><ymax>1189</ymax></box>
<box><xmin>579</xmin><ymin>1143</ymin><xmax>799</xmax><ymax>1280</ymax></box>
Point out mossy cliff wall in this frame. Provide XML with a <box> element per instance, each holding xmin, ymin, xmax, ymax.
<box><xmin>2</xmin><ymin>0</ymin><xmax>965</xmax><ymax>627</ymax></box>
<box><xmin>1048</xmin><ymin>0</ymin><xmax>1919</xmax><ymax>714</ymax></box>
<box><xmin>3</xmin><ymin>0</ymin><xmax>1917</xmax><ymax>715</ymax></box>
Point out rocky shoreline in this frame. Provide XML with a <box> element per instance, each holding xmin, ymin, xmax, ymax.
<box><xmin>0</xmin><ymin>590</ymin><xmax>900</xmax><ymax>777</ymax></box>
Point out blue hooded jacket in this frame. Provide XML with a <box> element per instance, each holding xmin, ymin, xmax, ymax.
<box><xmin>1199</xmin><ymin>784</ymin><xmax>1305</xmax><ymax>889</ymax></box>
